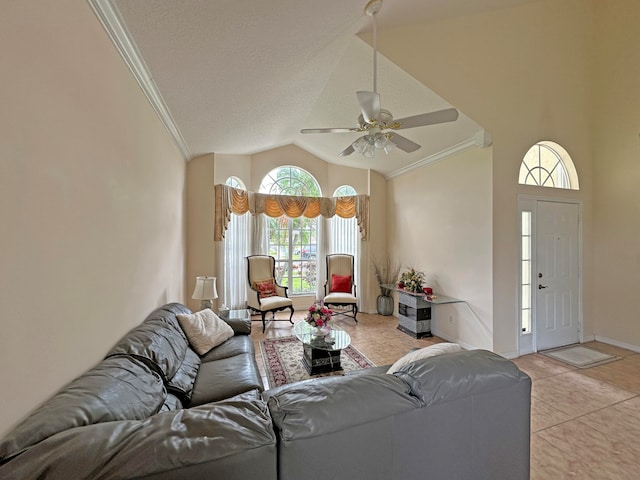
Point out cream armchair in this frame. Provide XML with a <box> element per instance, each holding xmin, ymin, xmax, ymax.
<box><xmin>246</xmin><ymin>255</ymin><xmax>294</xmax><ymax>332</ymax></box>
<box><xmin>323</xmin><ymin>254</ymin><xmax>358</xmax><ymax>322</ymax></box>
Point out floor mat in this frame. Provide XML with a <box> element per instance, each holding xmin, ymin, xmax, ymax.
<box><xmin>541</xmin><ymin>344</ymin><xmax>621</xmax><ymax>369</ymax></box>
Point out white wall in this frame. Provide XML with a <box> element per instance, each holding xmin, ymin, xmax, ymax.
<box><xmin>378</xmin><ymin>0</ymin><xmax>595</xmax><ymax>355</ymax></box>
<box><xmin>590</xmin><ymin>0</ymin><xmax>640</xmax><ymax>348</ymax></box>
<box><xmin>0</xmin><ymin>0</ymin><xmax>186</xmax><ymax>436</ymax></box>
<box><xmin>387</xmin><ymin>148</ymin><xmax>493</xmax><ymax>350</ymax></box>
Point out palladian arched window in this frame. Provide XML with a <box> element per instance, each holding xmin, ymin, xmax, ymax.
<box><xmin>259</xmin><ymin>166</ymin><xmax>321</xmax><ymax>295</ymax></box>
<box><xmin>518</xmin><ymin>141</ymin><xmax>579</xmax><ymax>190</ymax></box>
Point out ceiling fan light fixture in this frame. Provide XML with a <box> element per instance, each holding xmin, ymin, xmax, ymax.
<box><xmin>383</xmin><ymin>140</ymin><xmax>396</xmax><ymax>154</ymax></box>
<box><xmin>352</xmin><ymin>136</ymin><xmax>370</xmax><ymax>153</ymax></box>
<box><xmin>374</xmin><ymin>132</ymin><xmax>388</xmax><ymax>149</ymax></box>
<box><xmin>362</xmin><ymin>143</ymin><xmax>376</xmax><ymax>158</ymax></box>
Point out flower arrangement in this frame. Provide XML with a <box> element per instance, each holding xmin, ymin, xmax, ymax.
<box><xmin>305</xmin><ymin>302</ymin><xmax>333</xmax><ymax>328</ymax></box>
<box><xmin>400</xmin><ymin>267</ymin><xmax>425</xmax><ymax>293</ymax></box>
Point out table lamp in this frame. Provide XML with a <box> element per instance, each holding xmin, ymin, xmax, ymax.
<box><xmin>192</xmin><ymin>276</ymin><xmax>218</xmax><ymax>310</ymax></box>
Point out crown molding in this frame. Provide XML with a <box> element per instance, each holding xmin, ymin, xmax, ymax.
<box><xmin>88</xmin><ymin>0</ymin><xmax>191</xmax><ymax>160</ymax></box>
<box><xmin>385</xmin><ymin>130</ymin><xmax>490</xmax><ymax>180</ymax></box>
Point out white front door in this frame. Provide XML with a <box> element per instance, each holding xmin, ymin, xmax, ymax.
<box><xmin>535</xmin><ymin>201</ymin><xmax>580</xmax><ymax>350</ymax></box>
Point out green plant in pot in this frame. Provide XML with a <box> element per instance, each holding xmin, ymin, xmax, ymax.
<box><xmin>372</xmin><ymin>256</ymin><xmax>401</xmax><ymax>315</ymax></box>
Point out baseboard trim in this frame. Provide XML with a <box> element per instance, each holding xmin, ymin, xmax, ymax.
<box><xmin>593</xmin><ymin>336</ymin><xmax>640</xmax><ymax>353</ymax></box>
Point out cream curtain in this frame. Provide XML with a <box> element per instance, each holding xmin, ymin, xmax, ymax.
<box><xmin>214</xmin><ymin>184</ymin><xmax>369</xmax><ymax>241</ymax></box>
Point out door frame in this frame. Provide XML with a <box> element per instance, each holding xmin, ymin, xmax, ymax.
<box><xmin>517</xmin><ymin>194</ymin><xmax>583</xmax><ymax>355</ymax></box>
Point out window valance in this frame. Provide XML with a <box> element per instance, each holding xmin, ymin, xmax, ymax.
<box><xmin>214</xmin><ymin>184</ymin><xmax>369</xmax><ymax>241</ymax></box>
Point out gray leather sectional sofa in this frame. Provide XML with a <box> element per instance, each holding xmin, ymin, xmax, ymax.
<box><xmin>0</xmin><ymin>303</ymin><xmax>531</xmax><ymax>479</ymax></box>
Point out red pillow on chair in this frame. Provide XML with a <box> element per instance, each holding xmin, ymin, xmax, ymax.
<box><xmin>331</xmin><ymin>274</ymin><xmax>352</xmax><ymax>293</ymax></box>
<box><xmin>253</xmin><ymin>279</ymin><xmax>276</xmax><ymax>298</ymax></box>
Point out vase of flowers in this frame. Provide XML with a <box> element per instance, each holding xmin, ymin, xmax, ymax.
<box><xmin>372</xmin><ymin>256</ymin><xmax>401</xmax><ymax>316</ymax></box>
<box><xmin>400</xmin><ymin>267</ymin><xmax>425</xmax><ymax>293</ymax></box>
<box><xmin>306</xmin><ymin>302</ymin><xmax>333</xmax><ymax>336</ymax></box>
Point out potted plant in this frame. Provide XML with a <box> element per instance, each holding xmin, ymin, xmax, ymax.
<box><xmin>372</xmin><ymin>256</ymin><xmax>401</xmax><ymax>315</ymax></box>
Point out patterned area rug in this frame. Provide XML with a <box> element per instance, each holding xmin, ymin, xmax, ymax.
<box><xmin>542</xmin><ymin>344</ymin><xmax>621</xmax><ymax>369</ymax></box>
<box><xmin>260</xmin><ymin>335</ymin><xmax>375</xmax><ymax>388</ymax></box>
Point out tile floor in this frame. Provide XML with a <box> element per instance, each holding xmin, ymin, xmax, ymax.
<box><xmin>250</xmin><ymin>310</ymin><xmax>640</xmax><ymax>479</ymax></box>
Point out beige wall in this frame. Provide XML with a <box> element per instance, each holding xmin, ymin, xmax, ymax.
<box><xmin>591</xmin><ymin>0</ymin><xmax>640</xmax><ymax>347</ymax></box>
<box><xmin>0</xmin><ymin>1</ymin><xmax>186</xmax><ymax>436</ymax></box>
<box><xmin>378</xmin><ymin>0</ymin><xmax>595</xmax><ymax>355</ymax></box>
<box><xmin>186</xmin><ymin>154</ymin><xmax>216</xmax><ymax>312</ymax></box>
<box><xmin>388</xmin><ymin>148</ymin><xmax>494</xmax><ymax>349</ymax></box>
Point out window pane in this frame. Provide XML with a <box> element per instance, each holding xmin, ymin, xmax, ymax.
<box><xmin>519</xmin><ymin>141</ymin><xmax>575</xmax><ymax>190</ymax></box>
<box><xmin>522</xmin><ymin>237</ymin><xmax>531</xmax><ymax>261</ymax></box>
<box><xmin>521</xmin><ymin>308</ymin><xmax>531</xmax><ymax>333</ymax></box>
<box><xmin>522</xmin><ymin>211</ymin><xmax>531</xmax><ymax>235</ymax></box>
<box><xmin>522</xmin><ymin>260</ymin><xmax>531</xmax><ymax>285</ymax></box>
<box><xmin>522</xmin><ymin>284</ymin><xmax>531</xmax><ymax>309</ymax></box>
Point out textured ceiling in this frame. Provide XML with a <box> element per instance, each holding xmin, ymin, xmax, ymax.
<box><xmin>106</xmin><ymin>0</ymin><xmax>537</xmax><ymax>176</ymax></box>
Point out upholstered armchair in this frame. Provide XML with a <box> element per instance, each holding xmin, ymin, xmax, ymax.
<box><xmin>246</xmin><ymin>255</ymin><xmax>294</xmax><ymax>332</ymax></box>
<box><xmin>323</xmin><ymin>254</ymin><xmax>358</xmax><ymax>322</ymax></box>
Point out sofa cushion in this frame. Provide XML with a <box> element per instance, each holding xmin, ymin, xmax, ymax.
<box><xmin>107</xmin><ymin>318</ymin><xmax>188</xmax><ymax>382</ymax></box>
<box><xmin>387</xmin><ymin>343</ymin><xmax>463</xmax><ymax>374</ymax></box>
<box><xmin>166</xmin><ymin>347</ymin><xmax>201</xmax><ymax>404</ymax></box>
<box><xmin>200</xmin><ymin>335</ymin><xmax>255</xmax><ymax>363</ymax></box>
<box><xmin>189</xmin><ymin>353</ymin><xmax>264</xmax><ymax>406</ymax></box>
<box><xmin>393</xmin><ymin>349</ymin><xmax>532</xmax><ymax>406</ymax></box>
<box><xmin>177</xmin><ymin>309</ymin><xmax>235</xmax><ymax>355</ymax></box>
<box><xmin>0</xmin><ymin>355</ymin><xmax>165</xmax><ymax>462</ymax></box>
<box><xmin>144</xmin><ymin>302</ymin><xmax>192</xmax><ymax>335</ymax></box>
<box><xmin>159</xmin><ymin>392</ymin><xmax>185</xmax><ymax>413</ymax></box>
<box><xmin>0</xmin><ymin>391</ymin><xmax>278</xmax><ymax>480</ymax></box>
<box><xmin>264</xmin><ymin>374</ymin><xmax>419</xmax><ymax>441</ymax></box>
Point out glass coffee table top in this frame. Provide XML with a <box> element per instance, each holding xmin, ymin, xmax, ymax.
<box><xmin>293</xmin><ymin>321</ymin><xmax>351</xmax><ymax>352</ymax></box>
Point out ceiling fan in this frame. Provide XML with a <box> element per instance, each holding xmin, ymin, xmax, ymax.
<box><xmin>300</xmin><ymin>0</ymin><xmax>459</xmax><ymax>158</ymax></box>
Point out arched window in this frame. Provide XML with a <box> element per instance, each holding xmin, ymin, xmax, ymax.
<box><xmin>330</xmin><ymin>185</ymin><xmax>358</xmax><ymax>255</ymax></box>
<box><xmin>225</xmin><ymin>176</ymin><xmax>244</xmax><ymax>189</ymax></box>
<box><xmin>329</xmin><ymin>184</ymin><xmax>359</xmax><ymax>302</ymax></box>
<box><xmin>259</xmin><ymin>166</ymin><xmax>321</xmax><ymax>295</ymax></box>
<box><xmin>518</xmin><ymin>141</ymin><xmax>579</xmax><ymax>190</ymax></box>
<box><xmin>222</xmin><ymin>176</ymin><xmax>248</xmax><ymax>309</ymax></box>
<box><xmin>334</xmin><ymin>185</ymin><xmax>356</xmax><ymax>197</ymax></box>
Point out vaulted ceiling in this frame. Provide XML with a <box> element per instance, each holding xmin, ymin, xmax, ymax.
<box><xmin>92</xmin><ymin>0</ymin><xmax>537</xmax><ymax>176</ymax></box>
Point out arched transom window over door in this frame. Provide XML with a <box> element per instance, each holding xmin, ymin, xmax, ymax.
<box><xmin>518</xmin><ymin>141</ymin><xmax>579</xmax><ymax>190</ymax></box>
<box><xmin>259</xmin><ymin>166</ymin><xmax>321</xmax><ymax>295</ymax></box>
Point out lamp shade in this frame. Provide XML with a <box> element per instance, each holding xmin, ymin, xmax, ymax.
<box><xmin>192</xmin><ymin>276</ymin><xmax>218</xmax><ymax>300</ymax></box>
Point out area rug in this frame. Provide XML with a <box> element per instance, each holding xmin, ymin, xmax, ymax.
<box><xmin>260</xmin><ymin>336</ymin><xmax>375</xmax><ymax>388</ymax></box>
<box><xmin>541</xmin><ymin>344</ymin><xmax>621</xmax><ymax>369</ymax></box>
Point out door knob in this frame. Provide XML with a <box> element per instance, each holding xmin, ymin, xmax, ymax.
<box><xmin>538</xmin><ymin>284</ymin><xmax>548</xmax><ymax>289</ymax></box>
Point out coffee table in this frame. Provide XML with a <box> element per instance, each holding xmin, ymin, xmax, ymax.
<box><xmin>293</xmin><ymin>322</ymin><xmax>351</xmax><ymax>375</ymax></box>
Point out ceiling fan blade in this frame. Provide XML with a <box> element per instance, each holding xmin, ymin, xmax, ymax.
<box><xmin>393</xmin><ymin>108</ymin><xmax>459</xmax><ymax>130</ymax></box>
<box><xmin>301</xmin><ymin>127</ymin><xmax>361</xmax><ymax>134</ymax></box>
<box><xmin>390</xmin><ymin>133</ymin><xmax>421</xmax><ymax>153</ymax></box>
<box><xmin>356</xmin><ymin>91</ymin><xmax>381</xmax><ymax>123</ymax></box>
<box><xmin>338</xmin><ymin>144</ymin><xmax>355</xmax><ymax>157</ymax></box>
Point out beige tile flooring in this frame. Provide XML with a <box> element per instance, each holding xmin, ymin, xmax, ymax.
<box><xmin>250</xmin><ymin>310</ymin><xmax>640</xmax><ymax>479</ymax></box>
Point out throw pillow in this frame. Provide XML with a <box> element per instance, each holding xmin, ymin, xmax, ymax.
<box><xmin>176</xmin><ymin>309</ymin><xmax>235</xmax><ymax>356</ymax></box>
<box><xmin>331</xmin><ymin>274</ymin><xmax>352</xmax><ymax>293</ymax></box>
<box><xmin>253</xmin><ymin>278</ymin><xmax>276</xmax><ymax>298</ymax></box>
<box><xmin>386</xmin><ymin>343</ymin><xmax>463</xmax><ymax>374</ymax></box>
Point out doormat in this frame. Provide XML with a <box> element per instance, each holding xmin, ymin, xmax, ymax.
<box><xmin>541</xmin><ymin>344</ymin><xmax>621</xmax><ymax>369</ymax></box>
<box><xmin>260</xmin><ymin>336</ymin><xmax>375</xmax><ymax>388</ymax></box>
